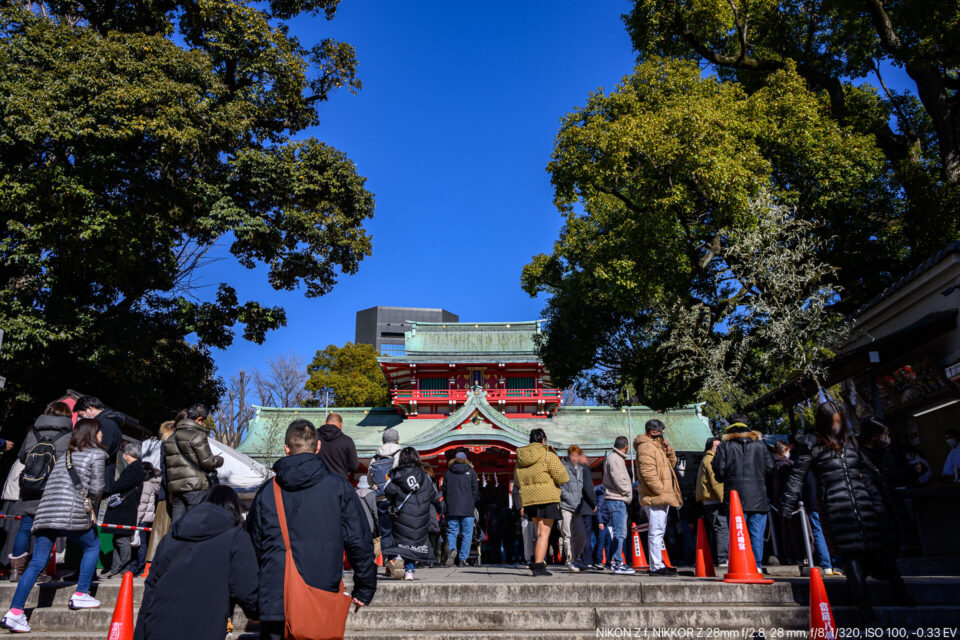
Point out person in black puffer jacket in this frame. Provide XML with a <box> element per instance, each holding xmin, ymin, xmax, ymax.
<box><xmin>712</xmin><ymin>414</ymin><xmax>774</xmax><ymax>570</ymax></box>
<box><xmin>782</xmin><ymin>402</ymin><xmax>913</xmax><ymax>624</ymax></box>
<box><xmin>382</xmin><ymin>447</ymin><xmax>442</xmax><ymax>581</ymax></box>
<box><xmin>134</xmin><ymin>486</ymin><xmax>258</xmax><ymax>640</ymax></box>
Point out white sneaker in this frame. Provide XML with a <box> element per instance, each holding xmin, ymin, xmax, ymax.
<box><xmin>1</xmin><ymin>611</ymin><xmax>30</xmax><ymax>633</ymax></box>
<box><xmin>565</xmin><ymin>561</ymin><xmax>580</xmax><ymax>572</ymax></box>
<box><xmin>614</xmin><ymin>565</ymin><xmax>636</xmax><ymax>575</ymax></box>
<box><xmin>403</xmin><ymin>570</ymin><xmax>415</xmax><ymax>581</ymax></box>
<box><xmin>69</xmin><ymin>593</ymin><xmax>101</xmax><ymax>610</ymax></box>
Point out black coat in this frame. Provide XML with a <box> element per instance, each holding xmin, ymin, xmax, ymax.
<box><xmin>575</xmin><ymin>465</ymin><xmax>598</xmax><ymax>516</ymax></box>
<box><xmin>781</xmin><ymin>432</ymin><xmax>885</xmax><ymax>555</ymax></box>
<box><xmin>103</xmin><ymin>459</ymin><xmax>144</xmax><ymax>532</ymax></box>
<box><xmin>382</xmin><ymin>464</ymin><xmax>442</xmax><ymax>562</ymax></box>
<box><xmin>97</xmin><ymin>409</ymin><xmax>125</xmax><ymax>492</ymax></box>
<box><xmin>442</xmin><ymin>459</ymin><xmax>479</xmax><ymax>518</ymax></box>
<box><xmin>134</xmin><ymin>502</ymin><xmax>258</xmax><ymax>640</ymax></box>
<box><xmin>247</xmin><ymin>453</ymin><xmax>376</xmax><ymax>621</ymax></box>
<box><xmin>316</xmin><ymin>424</ymin><xmax>359</xmax><ymax>479</ymax></box>
<box><xmin>712</xmin><ymin>428</ymin><xmax>774</xmax><ymax>513</ymax></box>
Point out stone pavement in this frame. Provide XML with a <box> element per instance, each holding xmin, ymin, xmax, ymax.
<box><xmin>0</xmin><ymin>564</ymin><xmax>957</xmax><ymax>638</ymax></box>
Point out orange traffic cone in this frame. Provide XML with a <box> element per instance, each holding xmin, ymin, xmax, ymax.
<box><xmin>620</xmin><ymin>550</ymin><xmax>626</xmax><ymax>565</ymax></box>
<box><xmin>343</xmin><ymin>550</ymin><xmax>351</xmax><ymax>570</ymax></box>
<box><xmin>661</xmin><ymin>547</ymin><xmax>674</xmax><ymax>569</ymax></box>
<box><xmin>602</xmin><ymin>546</ymin><xmax>607</xmax><ymax>565</ymax></box>
<box><xmin>723</xmin><ymin>490</ymin><xmax>773</xmax><ymax>584</ymax></box>
<box><xmin>375</xmin><ymin>551</ymin><xmax>383</xmax><ymax>567</ymax></box>
<box><xmin>695</xmin><ymin>517</ymin><xmax>716</xmax><ymax>578</ymax></box>
<box><xmin>107</xmin><ymin>571</ymin><xmax>135</xmax><ymax>640</ymax></box>
<box><xmin>141</xmin><ymin>561</ymin><xmax>151</xmax><ymax>579</ymax></box>
<box><xmin>43</xmin><ymin>548</ymin><xmax>58</xmax><ymax>580</ymax></box>
<box><xmin>630</xmin><ymin>524</ymin><xmax>648</xmax><ymax>570</ymax></box>
<box><xmin>809</xmin><ymin>567</ymin><xmax>837</xmax><ymax>640</ymax></box>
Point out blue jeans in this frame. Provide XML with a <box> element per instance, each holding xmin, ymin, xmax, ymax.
<box><xmin>604</xmin><ymin>500</ymin><xmax>627</xmax><ymax>566</ymax></box>
<box><xmin>11</xmin><ymin>515</ymin><xmax>34</xmax><ymax>557</ymax></box>
<box><xmin>11</xmin><ymin>528</ymin><xmax>100</xmax><ymax>610</ymax></box>
<box><xmin>404</xmin><ymin>561</ymin><xmax>415</xmax><ymax>573</ymax></box>
<box><xmin>446</xmin><ymin>516</ymin><xmax>474</xmax><ymax>561</ymax></box>
<box><xmin>808</xmin><ymin>511</ymin><xmax>832</xmax><ymax>570</ymax></box>
<box><xmin>376</xmin><ymin>499</ymin><xmax>393</xmax><ymax>549</ymax></box>
<box><xmin>746</xmin><ymin>512</ymin><xmax>767</xmax><ymax>569</ymax></box>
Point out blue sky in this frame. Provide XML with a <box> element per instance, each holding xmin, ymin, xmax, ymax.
<box><xmin>207</xmin><ymin>0</ymin><xmax>639</xmax><ymax>378</ymax></box>
<box><xmin>206</xmin><ymin>1</ymin><xmax>916</xmax><ymax>380</ymax></box>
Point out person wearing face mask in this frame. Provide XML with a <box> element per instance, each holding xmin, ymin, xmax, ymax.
<box><xmin>782</xmin><ymin>402</ymin><xmax>914</xmax><ymax>627</ymax></box>
<box><xmin>941</xmin><ymin>429</ymin><xmax>960</xmax><ymax>480</ymax></box>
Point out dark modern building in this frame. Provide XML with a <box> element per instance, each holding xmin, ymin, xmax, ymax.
<box><xmin>355</xmin><ymin>306</ymin><xmax>459</xmax><ymax>355</ymax></box>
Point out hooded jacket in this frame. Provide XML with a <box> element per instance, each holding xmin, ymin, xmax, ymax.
<box><xmin>316</xmin><ymin>423</ymin><xmax>360</xmax><ymax>479</ymax></box>
<box><xmin>96</xmin><ymin>408</ymin><xmax>125</xmax><ymax>492</ymax></box>
<box><xmin>712</xmin><ymin>426</ymin><xmax>774</xmax><ymax>513</ymax></box>
<box><xmin>16</xmin><ymin>414</ymin><xmax>73</xmax><ymax>513</ymax></box>
<box><xmin>382</xmin><ymin>464</ymin><xmax>442</xmax><ymax>562</ymax></box>
<box><xmin>559</xmin><ymin>458</ymin><xmax>585</xmax><ymax>512</ymax></box>
<box><xmin>164</xmin><ymin>419</ymin><xmax>223</xmax><ymax>496</ymax></box>
<box><xmin>33</xmin><ymin>447</ymin><xmax>106</xmax><ymax>532</ymax></box>
<box><xmin>375</xmin><ymin>442</ymin><xmax>402</xmax><ymax>468</ymax></box>
<box><xmin>134</xmin><ymin>502</ymin><xmax>258</xmax><ymax>640</ymax></box>
<box><xmin>514</xmin><ymin>442</ymin><xmax>569</xmax><ymax>508</ymax></box>
<box><xmin>442</xmin><ymin>458</ymin><xmax>480</xmax><ymax>518</ymax></box>
<box><xmin>695</xmin><ymin>450</ymin><xmax>724</xmax><ymax>504</ymax></box>
<box><xmin>634</xmin><ymin>434</ymin><xmax>682</xmax><ymax>507</ymax></box>
<box><xmin>602</xmin><ymin>449</ymin><xmax>632</xmax><ymax>502</ymax></box>
<box><xmin>781</xmin><ymin>432</ymin><xmax>885</xmax><ymax>555</ymax></box>
<box><xmin>247</xmin><ymin>453</ymin><xmax>376</xmax><ymax>621</ymax></box>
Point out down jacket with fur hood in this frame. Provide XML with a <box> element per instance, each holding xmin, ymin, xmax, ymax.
<box><xmin>711</xmin><ymin>425</ymin><xmax>774</xmax><ymax>512</ymax></box>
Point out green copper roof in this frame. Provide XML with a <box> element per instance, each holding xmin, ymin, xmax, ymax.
<box><xmin>401</xmin><ymin>320</ymin><xmax>541</xmax><ymax>356</ymax></box>
<box><xmin>236</xmin><ymin>395</ymin><xmax>712</xmax><ymax>468</ymax></box>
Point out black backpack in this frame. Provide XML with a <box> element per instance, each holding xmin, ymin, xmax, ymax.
<box><xmin>368</xmin><ymin>455</ymin><xmax>394</xmax><ymax>498</ymax></box>
<box><xmin>19</xmin><ymin>428</ymin><xmax>61</xmax><ymax>498</ymax></box>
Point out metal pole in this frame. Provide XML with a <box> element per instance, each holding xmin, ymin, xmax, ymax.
<box><xmin>798</xmin><ymin>501</ymin><xmax>815</xmax><ymax>571</ymax></box>
<box><xmin>626</xmin><ymin>407</ymin><xmax>635</xmax><ymax>481</ymax></box>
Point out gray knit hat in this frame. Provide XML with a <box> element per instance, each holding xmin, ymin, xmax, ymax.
<box><xmin>382</xmin><ymin>428</ymin><xmax>400</xmax><ymax>444</ymax></box>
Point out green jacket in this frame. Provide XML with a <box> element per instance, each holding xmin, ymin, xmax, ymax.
<box><xmin>164</xmin><ymin>420</ymin><xmax>224</xmax><ymax>496</ymax></box>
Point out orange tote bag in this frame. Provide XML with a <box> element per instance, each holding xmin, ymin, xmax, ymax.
<box><xmin>273</xmin><ymin>480</ymin><xmax>353</xmax><ymax>640</ymax></box>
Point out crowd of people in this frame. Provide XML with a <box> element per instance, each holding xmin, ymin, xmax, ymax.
<box><xmin>0</xmin><ymin>393</ymin><xmax>953</xmax><ymax>635</ymax></box>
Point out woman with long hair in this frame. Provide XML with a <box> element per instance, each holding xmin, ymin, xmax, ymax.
<box><xmin>134</xmin><ymin>485</ymin><xmax>258</xmax><ymax>640</ymax></box>
<box><xmin>2</xmin><ymin>419</ymin><xmax>107</xmax><ymax>633</ymax></box>
<box><xmin>9</xmin><ymin>401</ymin><xmax>74</xmax><ymax>582</ymax></box>
<box><xmin>382</xmin><ymin>447</ymin><xmax>441</xmax><ymax>580</ymax></box>
<box><xmin>782</xmin><ymin>402</ymin><xmax>913</xmax><ymax>624</ymax></box>
<box><xmin>514</xmin><ymin>428</ymin><xmax>569</xmax><ymax>576</ymax></box>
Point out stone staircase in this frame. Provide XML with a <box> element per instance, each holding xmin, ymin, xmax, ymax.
<box><xmin>0</xmin><ymin>565</ymin><xmax>957</xmax><ymax>639</ymax></box>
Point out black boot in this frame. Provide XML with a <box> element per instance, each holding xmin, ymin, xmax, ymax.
<box><xmin>531</xmin><ymin>562</ymin><xmax>552</xmax><ymax>577</ymax></box>
<box><xmin>843</xmin><ymin>558</ymin><xmax>878</xmax><ymax>627</ymax></box>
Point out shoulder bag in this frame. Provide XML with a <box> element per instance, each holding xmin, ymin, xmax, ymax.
<box><xmin>65</xmin><ymin>451</ymin><xmax>97</xmax><ymax>525</ymax></box>
<box><xmin>273</xmin><ymin>479</ymin><xmax>352</xmax><ymax>640</ymax></box>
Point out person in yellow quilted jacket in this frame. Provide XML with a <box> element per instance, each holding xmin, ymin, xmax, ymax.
<box><xmin>695</xmin><ymin>437</ymin><xmax>727</xmax><ymax>566</ymax></box>
<box><xmin>514</xmin><ymin>428</ymin><xmax>569</xmax><ymax>576</ymax></box>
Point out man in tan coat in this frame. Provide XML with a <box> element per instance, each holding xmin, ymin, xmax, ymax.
<box><xmin>634</xmin><ymin>419</ymin><xmax>682</xmax><ymax>575</ymax></box>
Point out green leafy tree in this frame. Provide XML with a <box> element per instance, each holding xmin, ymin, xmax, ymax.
<box><xmin>306</xmin><ymin>342</ymin><xmax>390</xmax><ymax>407</ymax></box>
<box><xmin>522</xmin><ymin>58</ymin><xmax>881</xmax><ymax>411</ymax></box>
<box><xmin>624</xmin><ymin>0</ymin><xmax>960</xmax><ymax>252</ymax></box>
<box><xmin>0</xmin><ymin>1</ymin><xmax>374</xmax><ymax>425</ymax></box>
